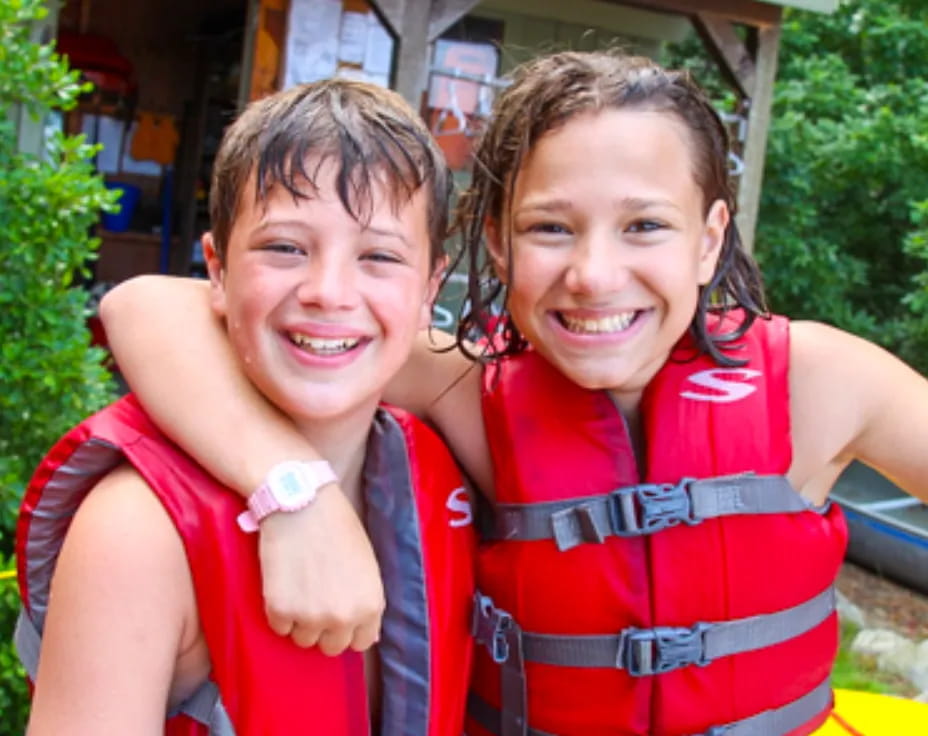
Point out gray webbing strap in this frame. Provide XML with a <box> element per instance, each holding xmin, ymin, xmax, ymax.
<box><xmin>17</xmin><ymin>608</ymin><xmax>235</xmax><ymax>735</ymax></box>
<box><xmin>467</xmin><ymin>679</ymin><xmax>831</xmax><ymax>736</ymax></box>
<box><xmin>468</xmin><ymin>693</ymin><xmax>556</xmax><ymax>736</ymax></box>
<box><xmin>691</xmin><ymin>676</ymin><xmax>833</xmax><ymax>736</ymax></box>
<box><xmin>472</xmin><ymin>586</ymin><xmax>835</xmax><ymax>677</ymax></box>
<box><xmin>486</xmin><ymin>474</ymin><xmax>826</xmax><ymax>551</ymax></box>
<box><xmin>468</xmin><ymin>677</ymin><xmax>832</xmax><ymax>736</ymax></box>
<box><xmin>172</xmin><ymin>680</ymin><xmax>236</xmax><ymax>735</ymax></box>
<box><xmin>472</xmin><ymin>594</ymin><xmax>529</xmax><ymax>736</ymax></box>
<box><xmin>14</xmin><ymin>609</ymin><xmax>40</xmax><ymax>681</ymax></box>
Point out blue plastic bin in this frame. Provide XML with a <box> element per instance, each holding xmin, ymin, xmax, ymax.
<box><xmin>102</xmin><ymin>181</ymin><xmax>141</xmax><ymax>231</ymax></box>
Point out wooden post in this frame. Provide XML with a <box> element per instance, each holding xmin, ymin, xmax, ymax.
<box><xmin>693</xmin><ymin>12</ymin><xmax>755</xmax><ymax>99</ymax></box>
<box><xmin>371</xmin><ymin>0</ymin><xmax>480</xmax><ymax>107</ymax></box>
<box><xmin>735</xmin><ymin>20</ymin><xmax>780</xmax><ymax>253</ymax></box>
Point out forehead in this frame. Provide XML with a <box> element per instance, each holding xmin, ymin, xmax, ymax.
<box><xmin>512</xmin><ymin>109</ymin><xmax>702</xmax><ymax>207</ymax></box>
<box><xmin>237</xmin><ymin>156</ymin><xmax>431</xmax><ymax>236</ymax></box>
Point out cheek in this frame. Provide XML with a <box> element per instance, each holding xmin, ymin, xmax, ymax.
<box><xmin>368</xmin><ymin>278</ymin><xmax>430</xmax><ymax>335</ymax></box>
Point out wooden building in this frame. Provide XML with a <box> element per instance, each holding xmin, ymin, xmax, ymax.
<box><xmin>21</xmin><ymin>0</ymin><xmax>837</xmax><ymax>285</ymax></box>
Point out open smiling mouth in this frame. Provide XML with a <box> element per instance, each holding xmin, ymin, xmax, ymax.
<box><xmin>287</xmin><ymin>332</ymin><xmax>364</xmax><ymax>355</ymax></box>
<box><xmin>556</xmin><ymin>310</ymin><xmax>642</xmax><ymax>335</ymax></box>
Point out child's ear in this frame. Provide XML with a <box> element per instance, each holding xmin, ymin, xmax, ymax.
<box><xmin>418</xmin><ymin>255</ymin><xmax>448</xmax><ymax>330</ymax></box>
<box><xmin>203</xmin><ymin>232</ymin><xmax>227</xmax><ymax>317</ymax></box>
<box><xmin>697</xmin><ymin>199</ymin><xmax>729</xmax><ymax>286</ymax></box>
<box><xmin>485</xmin><ymin>217</ymin><xmax>509</xmax><ymax>284</ymax></box>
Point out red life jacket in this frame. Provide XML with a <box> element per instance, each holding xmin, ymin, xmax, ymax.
<box><xmin>469</xmin><ymin>315</ymin><xmax>848</xmax><ymax>736</ymax></box>
<box><xmin>16</xmin><ymin>395</ymin><xmax>475</xmax><ymax>736</ymax></box>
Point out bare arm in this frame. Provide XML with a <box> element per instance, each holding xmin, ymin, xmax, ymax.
<box><xmin>789</xmin><ymin>320</ymin><xmax>928</xmax><ymax>505</ymax></box>
<box><xmin>28</xmin><ymin>467</ymin><xmax>194</xmax><ymax>735</ymax></box>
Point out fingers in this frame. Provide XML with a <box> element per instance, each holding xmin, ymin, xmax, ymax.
<box><xmin>350</xmin><ymin>618</ymin><xmax>381</xmax><ymax>652</ymax></box>
<box><xmin>265</xmin><ymin>599</ymin><xmax>384</xmax><ymax>654</ymax></box>
<box><xmin>256</xmin><ymin>488</ymin><xmax>387</xmax><ymax>655</ymax></box>
<box><xmin>289</xmin><ymin>622</ymin><xmax>323</xmax><ymax>649</ymax></box>
<box><xmin>317</xmin><ymin>627</ymin><xmax>355</xmax><ymax>656</ymax></box>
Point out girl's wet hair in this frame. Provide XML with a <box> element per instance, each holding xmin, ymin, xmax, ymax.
<box><xmin>451</xmin><ymin>50</ymin><xmax>768</xmax><ymax>366</ymax></box>
<box><xmin>210</xmin><ymin>79</ymin><xmax>451</xmax><ymax>268</ymax></box>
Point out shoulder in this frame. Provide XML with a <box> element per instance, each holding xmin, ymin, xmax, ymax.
<box><xmin>789</xmin><ymin>320</ymin><xmax>915</xmax><ymax>410</ymax></box>
<box><xmin>55</xmin><ymin>464</ymin><xmax>195</xmax><ymax>625</ymax></box>
<box><xmin>28</xmin><ymin>465</ymin><xmax>199</xmax><ymax>734</ymax></box>
<box><xmin>788</xmin><ymin>320</ymin><xmax>928</xmax><ymax>500</ymax></box>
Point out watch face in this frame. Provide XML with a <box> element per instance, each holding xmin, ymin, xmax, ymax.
<box><xmin>268</xmin><ymin>462</ymin><xmax>313</xmax><ymax>507</ymax></box>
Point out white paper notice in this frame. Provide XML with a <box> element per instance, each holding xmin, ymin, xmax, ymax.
<box><xmin>81</xmin><ymin>114</ymin><xmax>124</xmax><ymax>174</ymax></box>
<box><xmin>283</xmin><ymin>0</ymin><xmax>341</xmax><ymax>89</ymax></box>
<box><xmin>363</xmin><ymin>12</ymin><xmax>394</xmax><ymax>78</ymax></box>
<box><xmin>338</xmin><ymin>11</ymin><xmax>367</xmax><ymax>65</ymax></box>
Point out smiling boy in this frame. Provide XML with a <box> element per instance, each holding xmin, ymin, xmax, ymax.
<box><xmin>16</xmin><ymin>80</ymin><xmax>474</xmax><ymax>736</ymax></box>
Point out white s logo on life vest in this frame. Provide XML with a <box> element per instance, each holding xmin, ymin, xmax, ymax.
<box><xmin>446</xmin><ymin>486</ymin><xmax>473</xmax><ymax>528</ymax></box>
<box><xmin>680</xmin><ymin>368</ymin><xmax>762</xmax><ymax>403</ymax></box>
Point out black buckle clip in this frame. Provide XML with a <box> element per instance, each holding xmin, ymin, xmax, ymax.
<box><xmin>619</xmin><ymin>623</ymin><xmax>711</xmax><ymax>676</ymax></box>
<box><xmin>471</xmin><ymin>592</ymin><xmax>513</xmax><ymax>664</ymax></box>
<box><xmin>610</xmin><ymin>479</ymin><xmax>698</xmax><ymax>536</ymax></box>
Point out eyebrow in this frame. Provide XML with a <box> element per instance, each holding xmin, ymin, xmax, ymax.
<box><xmin>514</xmin><ymin>196</ymin><xmax>681</xmax><ymax>216</ymax></box>
<box><xmin>364</xmin><ymin>225</ymin><xmax>413</xmax><ymax>250</ymax></box>
<box><xmin>252</xmin><ymin>218</ymin><xmax>413</xmax><ymax>249</ymax></box>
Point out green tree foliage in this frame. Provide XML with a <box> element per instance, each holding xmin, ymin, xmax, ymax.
<box><xmin>758</xmin><ymin>0</ymin><xmax>928</xmax><ymax>370</ymax></box>
<box><xmin>666</xmin><ymin>0</ymin><xmax>928</xmax><ymax>372</ymax></box>
<box><xmin>1</xmin><ymin>0</ymin><xmax>118</xmax><ymax>730</ymax></box>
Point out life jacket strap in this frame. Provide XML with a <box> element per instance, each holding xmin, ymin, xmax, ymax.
<box><xmin>485</xmin><ymin>474</ymin><xmax>827</xmax><ymax>551</ymax></box>
<box><xmin>13</xmin><ymin>609</ymin><xmax>40</xmax><ymax>681</ymax></box>
<box><xmin>472</xmin><ymin>593</ymin><xmax>529</xmax><ymax>736</ymax></box>
<box><xmin>472</xmin><ymin>585</ymin><xmax>835</xmax><ymax>675</ymax></box>
<box><xmin>16</xmin><ymin>607</ymin><xmax>235</xmax><ymax>734</ymax></box>
<box><xmin>468</xmin><ymin>676</ymin><xmax>832</xmax><ymax>736</ymax></box>
<box><xmin>168</xmin><ymin>680</ymin><xmax>236</xmax><ymax>735</ymax></box>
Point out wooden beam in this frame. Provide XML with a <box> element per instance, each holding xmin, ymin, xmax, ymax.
<box><xmin>605</xmin><ymin>0</ymin><xmax>781</xmax><ymax>28</ymax></box>
<box><xmin>735</xmin><ymin>20</ymin><xmax>781</xmax><ymax>253</ymax></box>
<box><xmin>480</xmin><ymin>0</ymin><xmax>691</xmax><ymax>43</ymax></box>
<box><xmin>369</xmin><ymin>0</ymin><xmax>432</xmax><ymax>105</ymax></box>
<box><xmin>429</xmin><ymin>0</ymin><xmax>481</xmax><ymax>41</ymax></box>
<box><xmin>693</xmin><ymin>12</ymin><xmax>756</xmax><ymax>98</ymax></box>
<box><xmin>370</xmin><ymin>0</ymin><xmax>481</xmax><ymax>106</ymax></box>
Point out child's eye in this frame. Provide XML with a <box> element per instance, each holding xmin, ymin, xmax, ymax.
<box><xmin>626</xmin><ymin>220</ymin><xmax>665</xmax><ymax>234</ymax></box>
<box><xmin>362</xmin><ymin>250</ymin><xmax>403</xmax><ymax>264</ymax></box>
<box><xmin>527</xmin><ymin>222</ymin><xmax>571</xmax><ymax>236</ymax></box>
<box><xmin>261</xmin><ymin>242</ymin><xmax>304</xmax><ymax>255</ymax></box>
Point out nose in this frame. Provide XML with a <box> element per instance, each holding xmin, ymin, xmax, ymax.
<box><xmin>564</xmin><ymin>230</ymin><xmax>628</xmax><ymax>297</ymax></box>
<box><xmin>294</xmin><ymin>252</ymin><xmax>359</xmax><ymax>311</ymax></box>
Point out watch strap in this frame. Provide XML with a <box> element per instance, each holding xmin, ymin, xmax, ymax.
<box><xmin>237</xmin><ymin>461</ymin><xmax>337</xmax><ymax>533</ymax></box>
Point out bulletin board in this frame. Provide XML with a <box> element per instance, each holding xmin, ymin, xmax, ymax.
<box><xmin>282</xmin><ymin>0</ymin><xmax>395</xmax><ymax>90</ymax></box>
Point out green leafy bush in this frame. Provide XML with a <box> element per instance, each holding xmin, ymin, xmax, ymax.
<box><xmin>1</xmin><ymin>0</ymin><xmax>118</xmax><ymax>730</ymax></box>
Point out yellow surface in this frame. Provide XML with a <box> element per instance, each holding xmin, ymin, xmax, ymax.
<box><xmin>812</xmin><ymin>689</ymin><xmax>928</xmax><ymax>734</ymax></box>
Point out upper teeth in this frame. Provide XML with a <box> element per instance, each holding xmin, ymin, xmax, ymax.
<box><xmin>289</xmin><ymin>333</ymin><xmax>360</xmax><ymax>353</ymax></box>
<box><xmin>561</xmin><ymin>312</ymin><xmax>635</xmax><ymax>334</ymax></box>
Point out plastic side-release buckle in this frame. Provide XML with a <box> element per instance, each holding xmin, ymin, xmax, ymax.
<box><xmin>609</xmin><ymin>478</ymin><xmax>699</xmax><ymax>536</ymax></box>
<box><xmin>472</xmin><ymin>592</ymin><xmax>514</xmax><ymax>664</ymax></box>
<box><xmin>619</xmin><ymin>622</ymin><xmax>712</xmax><ymax>676</ymax></box>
